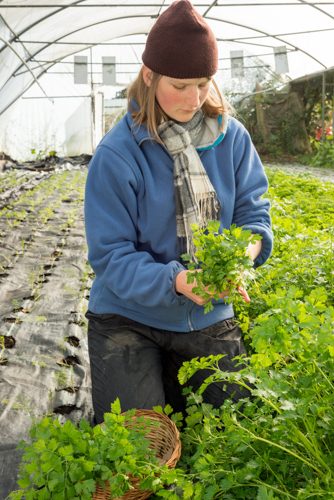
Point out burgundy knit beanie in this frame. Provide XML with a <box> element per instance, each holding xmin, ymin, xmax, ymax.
<box><xmin>142</xmin><ymin>0</ymin><xmax>218</xmax><ymax>79</ymax></box>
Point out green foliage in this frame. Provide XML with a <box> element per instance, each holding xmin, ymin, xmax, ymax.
<box><xmin>182</xmin><ymin>222</ymin><xmax>261</xmax><ymax>313</ymax></box>
<box><xmin>249</xmin><ymin>169</ymin><xmax>334</xmax><ymax>311</ymax></box>
<box><xmin>9</xmin><ymin>400</ymin><xmax>190</xmax><ymax>500</ymax></box>
<box><xmin>178</xmin><ymin>288</ymin><xmax>334</xmax><ymax>497</ymax></box>
<box><xmin>174</xmin><ymin>169</ymin><xmax>334</xmax><ymax>499</ymax></box>
<box><xmin>30</xmin><ymin>148</ymin><xmax>57</xmax><ymax>160</ymax></box>
<box><xmin>178</xmin><ymin>287</ymin><xmax>334</xmax><ymax>497</ymax></box>
<box><xmin>310</xmin><ymin>139</ymin><xmax>334</xmax><ymax>168</ymax></box>
<box><xmin>7</xmin><ymin>167</ymin><xmax>334</xmax><ymax>499</ymax></box>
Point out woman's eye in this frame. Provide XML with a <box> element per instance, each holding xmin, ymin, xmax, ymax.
<box><xmin>172</xmin><ymin>82</ymin><xmax>209</xmax><ymax>90</ymax></box>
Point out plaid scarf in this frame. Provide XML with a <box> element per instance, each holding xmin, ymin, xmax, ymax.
<box><xmin>158</xmin><ymin>110</ymin><xmax>221</xmax><ymax>259</ymax></box>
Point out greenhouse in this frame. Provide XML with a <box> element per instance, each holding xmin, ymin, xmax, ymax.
<box><xmin>0</xmin><ymin>1</ymin><xmax>334</xmax><ymax>499</ymax></box>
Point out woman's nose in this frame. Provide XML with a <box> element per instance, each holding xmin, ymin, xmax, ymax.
<box><xmin>186</xmin><ymin>87</ymin><xmax>200</xmax><ymax>107</ymax></box>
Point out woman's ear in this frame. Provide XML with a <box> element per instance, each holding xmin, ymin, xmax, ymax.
<box><xmin>142</xmin><ymin>65</ymin><xmax>153</xmax><ymax>87</ymax></box>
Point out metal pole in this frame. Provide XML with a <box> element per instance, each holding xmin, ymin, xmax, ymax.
<box><xmin>90</xmin><ymin>47</ymin><xmax>94</xmax><ymax>152</ymax></box>
<box><xmin>321</xmin><ymin>71</ymin><xmax>326</xmax><ymax>141</ymax></box>
<box><xmin>332</xmin><ymin>90</ymin><xmax>334</xmax><ymax>141</ymax></box>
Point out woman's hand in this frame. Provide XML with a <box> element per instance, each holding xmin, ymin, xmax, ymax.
<box><xmin>246</xmin><ymin>239</ymin><xmax>262</xmax><ymax>261</ymax></box>
<box><xmin>175</xmin><ymin>270</ymin><xmax>250</xmax><ymax>305</ymax></box>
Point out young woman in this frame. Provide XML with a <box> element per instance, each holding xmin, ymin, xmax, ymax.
<box><xmin>85</xmin><ymin>0</ymin><xmax>273</xmax><ymax>423</ymax></box>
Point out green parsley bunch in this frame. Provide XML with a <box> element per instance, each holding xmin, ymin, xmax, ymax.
<box><xmin>182</xmin><ymin>221</ymin><xmax>261</xmax><ymax>313</ymax></box>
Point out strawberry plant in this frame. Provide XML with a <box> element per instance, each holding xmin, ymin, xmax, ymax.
<box><xmin>182</xmin><ymin>222</ymin><xmax>261</xmax><ymax>312</ymax></box>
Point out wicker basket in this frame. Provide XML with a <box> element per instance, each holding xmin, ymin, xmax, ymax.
<box><xmin>93</xmin><ymin>409</ymin><xmax>181</xmax><ymax>500</ymax></box>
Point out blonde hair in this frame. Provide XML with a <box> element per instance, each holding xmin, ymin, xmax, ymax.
<box><xmin>127</xmin><ymin>67</ymin><xmax>232</xmax><ymax>142</ymax></box>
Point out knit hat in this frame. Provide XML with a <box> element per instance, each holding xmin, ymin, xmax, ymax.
<box><xmin>142</xmin><ymin>0</ymin><xmax>218</xmax><ymax>79</ymax></box>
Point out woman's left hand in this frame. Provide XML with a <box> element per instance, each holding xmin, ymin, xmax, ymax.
<box><xmin>175</xmin><ymin>270</ymin><xmax>251</xmax><ymax>304</ymax></box>
<box><xmin>237</xmin><ymin>286</ymin><xmax>250</xmax><ymax>303</ymax></box>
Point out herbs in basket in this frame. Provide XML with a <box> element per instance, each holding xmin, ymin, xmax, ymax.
<box><xmin>9</xmin><ymin>400</ymin><xmax>181</xmax><ymax>500</ymax></box>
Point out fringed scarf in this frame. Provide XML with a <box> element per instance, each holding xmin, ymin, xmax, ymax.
<box><xmin>158</xmin><ymin>110</ymin><xmax>221</xmax><ymax>259</ymax></box>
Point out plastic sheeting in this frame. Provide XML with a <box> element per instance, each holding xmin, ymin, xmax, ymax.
<box><xmin>0</xmin><ymin>164</ymin><xmax>93</xmax><ymax>499</ymax></box>
<box><xmin>0</xmin><ymin>91</ymin><xmax>94</xmax><ymax>160</ymax></box>
<box><xmin>1</xmin><ymin>0</ymin><xmax>334</xmax><ymax>118</ymax></box>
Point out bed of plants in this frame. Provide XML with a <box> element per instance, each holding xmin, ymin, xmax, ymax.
<box><xmin>1</xmin><ymin>165</ymin><xmax>333</xmax><ymax>499</ymax></box>
<box><xmin>167</xmin><ymin>168</ymin><xmax>334</xmax><ymax>499</ymax></box>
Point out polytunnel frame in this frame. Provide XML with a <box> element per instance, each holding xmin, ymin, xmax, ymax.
<box><xmin>0</xmin><ymin>15</ymin><xmax>156</xmax><ymax>115</ymax></box>
<box><xmin>1</xmin><ymin>0</ymin><xmax>334</xmax><ymax>118</ymax></box>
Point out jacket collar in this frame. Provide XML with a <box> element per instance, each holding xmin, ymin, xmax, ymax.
<box><xmin>196</xmin><ymin>113</ymin><xmax>228</xmax><ymax>151</ymax></box>
<box><xmin>126</xmin><ymin>110</ymin><xmax>152</xmax><ymax>146</ymax></box>
<box><xmin>126</xmin><ymin>105</ymin><xmax>228</xmax><ymax>151</ymax></box>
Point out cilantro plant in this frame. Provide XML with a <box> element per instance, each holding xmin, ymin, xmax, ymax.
<box><xmin>9</xmin><ymin>400</ymin><xmax>183</xmax><ymax>500</ymax></box>
<box><xmin>182</xmin><ymin>221</ymin><xmax>261</xmax><ymax>312</ymax></box>
<box><xmin>173</xmin><ymin>169</ymin><xmax>334</xmax><ymax>499</ymax></box>
<box><xmin>177</xmin><ymin>288</ymin><xmax>334</xmax><ymax>498</ymax></box>
<box><xmin>178</xmin><ymin>285</ymin><xmax>334</xmax><ymax>497</ymax></box>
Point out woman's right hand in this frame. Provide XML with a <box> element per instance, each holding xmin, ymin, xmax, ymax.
<box><xmin>175</xmin><ymin>270</ymin><xmax>250</xmax><ymax>305</ymax></box>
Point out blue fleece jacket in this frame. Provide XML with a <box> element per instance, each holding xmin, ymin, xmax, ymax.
<box><xmin>84</xmin><ymin>111</ymin><xmax>273</xmax><ymax>332</ymax></box>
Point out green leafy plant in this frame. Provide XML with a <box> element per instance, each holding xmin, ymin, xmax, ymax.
<box><xmin>0</xmin><ymin>335</ymin><xmax>8</xmax><ymax>365</ymax></box>
<box><xmin>178</xmin><ymin>291</ymin><xmax>334</xmax><ymax>498</ymax></box>
<box><xmin>173</xmin><ymin>168</ymin><xmax>334</xmax><ymax>499</ymax></box>
<box><xmin>182</xmin><ymin>221</ymin><xmax>261</xmax><ymax>312</ymax></box>
<box><xmin>9</xmin><ymin>400</ymin><xmax>181</xmax><ymax>500</ymax></box>
<box><xmin>310</xmin><ymin>139</ymin><xmax>334</xmax><ymax>168</ymax></box>
<box><xmin>30</xmin><ymin>149</ymin><xmax>57</xmax><ymax>160</ymax></box>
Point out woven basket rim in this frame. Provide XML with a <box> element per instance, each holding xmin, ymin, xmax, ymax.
<box><xmin>93</xmin><ymin>409</ymin><xmax>181</xmax><ymax>500</ymax></box>
<box><xmin>122</xmin><ymin>409</ymin><xmax>181</xmax><ymax>465</ymax></box>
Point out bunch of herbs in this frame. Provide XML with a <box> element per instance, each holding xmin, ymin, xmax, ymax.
<box><xmin>182</xmin><ymin>222</ymin><xmax>261</xmax><ymax>313</ymax></box>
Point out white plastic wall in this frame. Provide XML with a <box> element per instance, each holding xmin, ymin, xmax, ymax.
<box><xmin>0</xmin><ymin>46</ymin><xmax>133</xmax><ymax>161</ymax></box>
<box><xmin>0</xmin><ymin>95</ymin><xmax>93</xmax><ymax>161</ymax></box>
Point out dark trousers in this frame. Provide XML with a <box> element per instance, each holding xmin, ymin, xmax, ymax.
<box><xmin>86</xmin><ymin>312</ymin><xmax>249</xmax><ymax>424</ymax></box>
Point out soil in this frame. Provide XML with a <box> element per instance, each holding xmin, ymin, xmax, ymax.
<box><xmin>265</xmin><ymin>161</ymin><xmax>334</xmax><ymax>183</ymax></box>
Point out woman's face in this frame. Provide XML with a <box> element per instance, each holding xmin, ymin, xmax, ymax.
<box><xmin>156</xmin><ymin>75</ymin><xmax>211</xmax><ymax>122</ymax></box>
<box><xmin>143</xmin><ymin>67</ymin><xmax>211</xmax><ymax>122</ymax></box>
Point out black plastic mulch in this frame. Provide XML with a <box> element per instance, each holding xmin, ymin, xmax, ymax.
<box><xmin>0</xmin><ymin>165</ymin><xmax>93</xmax><ymax>499</ymax></box>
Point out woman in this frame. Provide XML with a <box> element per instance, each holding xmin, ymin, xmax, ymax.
<box><xmin>85</xmin><ymin>0</ymin><xmax>273</xmax><ymax>423</ymax></box>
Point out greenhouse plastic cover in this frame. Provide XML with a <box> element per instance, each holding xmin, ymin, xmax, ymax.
<box><xmin>1</xmin><ymin>0</ymin><xmax>334</xmax><ymax>117</ymax></box>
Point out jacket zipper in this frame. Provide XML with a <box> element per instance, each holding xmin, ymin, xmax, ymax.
<box><xmin>187</xmin><ymin>303</ymin><xmax>194</xmax><ymax>331</ymax></box>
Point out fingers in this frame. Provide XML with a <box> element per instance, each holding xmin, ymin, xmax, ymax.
<box><xmin>237</xmin><ymin>286</ymin><xmax>251</xmax><ymax>303</ymax></box>
<box><xmin>188</xmin><ymin>294</ymin><xmax>207</xmax><ymax>306</ymax></box>
<box><xmin>175</xmin><ymin>271</ymin><xmax>251</xmax><ymax>306</ymax></box>
<box><xmin>175</xmin><ymin>271</ymin><xmax>207</xmax><ymax>304</ymax></box>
